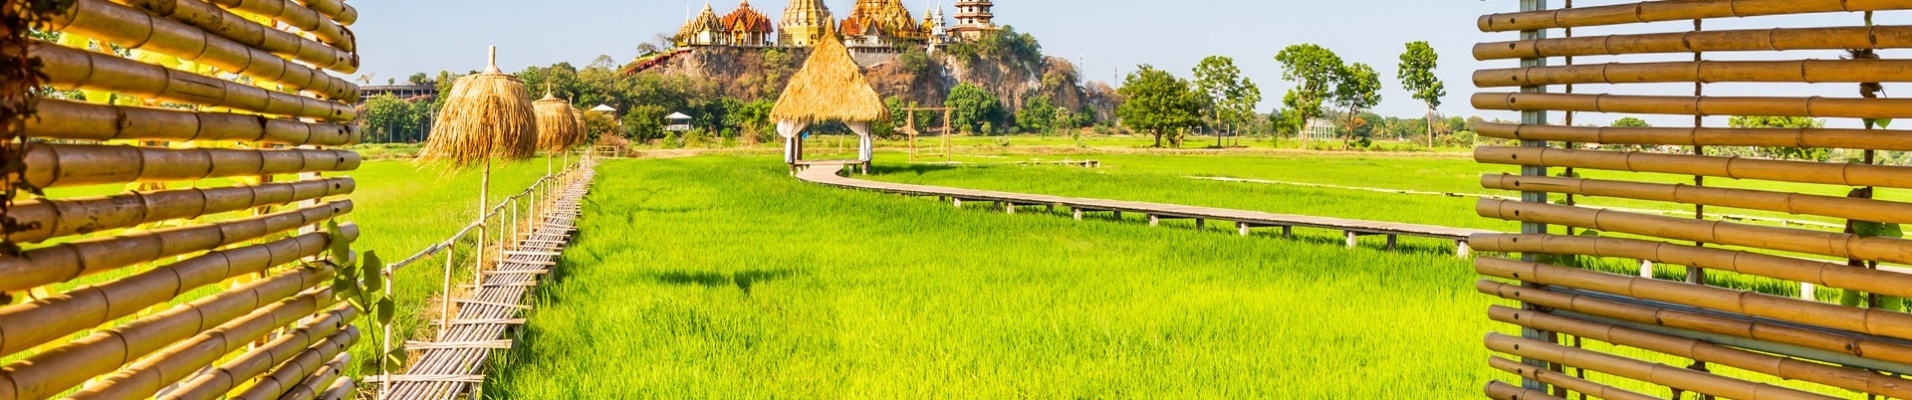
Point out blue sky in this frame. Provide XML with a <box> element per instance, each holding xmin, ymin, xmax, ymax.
<box><xmin>352</xmin><ymin>1</ymin><xmax>1910</xmax><ymax>127</ymax></box>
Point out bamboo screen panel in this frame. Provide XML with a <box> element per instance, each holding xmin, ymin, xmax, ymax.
<box><xmin>1472</xmin><ymin>2</ymin><xmax>1912</xmax><ymax>399</ymax></box>
<box><xmin>1</xmin><ymin>0</ymin><xmax>364</xmax><ymax>399</ymax></box>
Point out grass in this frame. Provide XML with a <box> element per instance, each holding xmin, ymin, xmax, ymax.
<box><xmin>486</xmin><ymin>156</ymin><xmax>1502</xmax><ymax>398</ymax></box>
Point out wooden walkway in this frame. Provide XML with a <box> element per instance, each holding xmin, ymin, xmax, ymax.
<box><xmin>380</xmin><ymin>164</ymin><xmax>597</xmax><ymax>400</ymax></box>
<box><xmin>797</xmin><ymin>165</ymin><xmax>1488</xmax><ymax>256</ymax></box>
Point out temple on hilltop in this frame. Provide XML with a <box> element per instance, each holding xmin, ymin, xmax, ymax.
<box><xmin>672</xmin><ymin>0</ymin><xmax>1002</xmax><ymax>51</ymax></box>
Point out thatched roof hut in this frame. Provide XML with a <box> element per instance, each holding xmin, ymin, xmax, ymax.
<box><xmin>769</xmin><ymin>32</ymin><xmax>887</xmax><ymax>125</ymax></box>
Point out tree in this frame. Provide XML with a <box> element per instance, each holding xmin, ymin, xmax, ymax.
<box><xmin>1193</xmin><ymin>55</ymin><xmax>1261</xmax><ymax>148</ymax></box>
<box><xmin>1331</xmin><ymin>63</ymin><xmax>1382</xmax><ymax>149</ymax></box>
<box><xmin>1015</xmin><ymin>95</ymin><xmax>1059</xmax><ymax>134</ymax></box>
<box><xmin>1397</xmin><ymin>41</ymin><xmax>1446</xmax><ymax>148</ymax></box>
<box><xmin>407</xmin><ymin>72</ymin><xmax>430</xmax><ymax>85</ymax></box>
<box><xmin>359</xmin><ymin>95</ymin><xmax>429</xmax><ymax>143</ymax></box>
<box><xmin>1275</xmin><ymin>44</ymin><xmax>1344</xmax><ymax>148</ymax></box>
<box><xmin>1116</xmin><ymin>65</ymin><xmax>1205</xmax><ymax>147</ymax></box>
<box><xmin>1731</xmin><ymin>116</ymin><xmax>1830</xmax><ymax>161</ymax></box>
<box><xmin>1610</xmin><ymin>117</ymin><xmax>1650</xmax><ymax>128</ymax></box>
<box><xmin>946</xmin><ymin>83</ymin><xmax>1004</xmax><ymax>134</ymax></box>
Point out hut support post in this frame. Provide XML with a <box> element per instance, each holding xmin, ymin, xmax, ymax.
<box><xmin>1238</xmin><ymin>222</ymin><xmax>1251</xmax><ymax>237</ymax></box>
<box><xmin>858</xmin><ymin>133</ymin><xmax>873</xmax><ymax>175</ymax></box>
<box><xmin>1516</xmin><ymin>0</ymin><xmax>1557</xmax><ymax>392</ymax></box>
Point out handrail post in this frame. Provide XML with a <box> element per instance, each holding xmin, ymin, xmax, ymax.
<box><xmin>439</xmin><ymin>242</ymin><xmax>455</xmax><ymax>341</ymax></box>
<box><xmin>380</xmin><ymin>269</ymin><xmax>394</xmax><ymax>400</ymax></box>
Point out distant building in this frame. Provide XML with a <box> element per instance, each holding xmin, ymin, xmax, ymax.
<box><xmin>357</xmin><ymin>82</ymin><xmax>436</xmax><ymax>105</ymax></box>
<box><xmin>1303</xmin><ymin>118</ymin><xmax>1339</xmax><ymax>140</ymax></box>
<box><xmin>673</xmin><ymin>0</ymin><xmax>997</xmax><ymax>51</ymax></box>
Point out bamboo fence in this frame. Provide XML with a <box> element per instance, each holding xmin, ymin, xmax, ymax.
<box><xmin>0</xmin><ymin>1</ymin><xmax>363</xmax><ymax>399</ymax></box>
<box><xmin>1472</xmin><ymin>3</ymin><xmax>1912</xmax><ymax>398</ymax></box>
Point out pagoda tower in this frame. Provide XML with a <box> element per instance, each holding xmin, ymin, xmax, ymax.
<box><xmin>780</xmin><ymin>0</ymin><xmax>834</xmax><ymax>47</ymax></box>
<box><xmin>949</xmin><ymin>0</ymin><xmax>997</xmax><ymax>41</ymax></box>
<box><xmin>722</xmin><ymin>0</ymin><xmax>775</xmax><ymax>47</ymax></box>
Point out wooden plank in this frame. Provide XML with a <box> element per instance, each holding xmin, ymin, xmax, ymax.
<box><xmin>449</xmin><ymin>318</ymin><xmax>527</xmax><ymax>325</ymax></box>
<box><xmin>501</xmin><ymin>250</ymin><xmax>562</xmax><ymax>256</ymax></box>
<box><xmin>362</xmin><ymin>375</ymin><xmax>486</xmax><ymax>383</ymax></box>
<box><xmin>455</xmin><ymin>299</ymin><xmax>532</xmax><ymax>310</ymax></box>
<box><xmin>404</xmin><ymin>340</ymin><xmax>514</xmax><ymax>350</ymax></box>
<box><xmin>483</xmin><ymin>268</ymin><xmax>550</xmax><ymax>275</ymax></box>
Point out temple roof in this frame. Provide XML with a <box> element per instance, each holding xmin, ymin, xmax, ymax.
<box><xmin>721</xmin><ymin>0</ymin><xmax>774</xmax><ymax>33</ymax></box>
<box><xmin>678</xmin><ymin>2</ymin><xmax>723</xmax><ymax>37</ymax></box>
<box><xmin>840</xmin><ymin>0</ymin><xmax>920</xmax><ymax>39</ymax></box>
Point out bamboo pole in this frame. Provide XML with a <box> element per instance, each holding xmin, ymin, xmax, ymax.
<box><xmin>1474</xmin><ymin>92</ymin><xmax>1912</xmax><ymax>119</ymax></box>
<box><xmin>159</xmin><ymin>305</ymin><xmax>358</xmax><ymax>400</ymax></box>
<box><xmin>316</xmin><ymin>377</ymin><xmax>354</xmax><ymax>400</ymax></box>
<box><xmin>1487</xmin><ymin>333</ymin><xmax>1839</xmax><ymax>400</ymax></box>
<box><xmin>0</xmin><ymin>200</ymin><xmax>350</xmax><ymax>293</ymax></box>
<box><xmin>45</xmin><ymin>0</ymin><xmax>358</xmax><ymax>88</ymax></box>
<box><xmin>0</xmin><ymin>269</ymin><xmax>333</xmax><ymax>400</ymax></box>
<box><xmin>1471</xmin><ymin>233</ymin><xmax>1912</xmax><ymax>300</ymax></box>
<box><xmin>1480</xmin><ymin>173</ymin><xmax>1912</xmax><ymax>225</ymax></box>
<box><xmin>1478</xmin><ymin>256</ymin><xmax>1912</xmax><ymax>340</ymax></box>
<box><xmin>289</xmin><ymin>0</ymin><xmax>357</xmax><ymax>26</ymax></box>
<box><xmin>32</xmin><ymin>41</ymin><xmax>356</xmax><ymax>121</ymax></box>
<box><xmin>1487</xmin><ymin>356</ymin><xmax>1658</xmax><ymax>400</ymax></box>
<box><xmin>269</xmin><ymin>353</ymin><xmax>347</xmax><ymax>400</ymax></box>
<box><xmin>19</xmin><ymin>144</ymin><xmax>359</xmax><ymax>188</ymax></box>
<box><xmin>69</xmin><ymin>290</ymin><xmax>341</xmax><ymax>399</ymax></box>
<box><xmin>223</xmin><ymin>326</ymin><xmax>358</xmax><ymax>400</ymax></box>
<box><xmin>1491</xmin><ymin>306</ymin><xmax>1912</xmax><ymax>397</ymax></box>
<box><xmin>1477</xmin><ymin>59</ymin><xmax>1912</xmax><ymax>87</ymax></box>
<box><xmin>1477</xmin><ymin>146</ymin><xmax>1912</xmax><ymax>189</ymax></box>
<box><xmin>1477</xmin><ymin>279</ymin><xmax>1912</xmax><ymax>366</ymax></box>
<box><xmin>1474</xmin><ymin>122</ymin><xmax>1912</xmax><ymax>151</ymax></box>
<box><xmin>6</xmin><ymin>177</ymin><xmax>354</xmax><ymax>243</ymax></box>
<box><xmin>24</xmin><ymin>99</ymin><xmax>361</xmax><ymax>145</ymax></box>
<box><xmin>1478</xmin><ymin>0</ymin><xmax>1912</xmax><ymax>32</ymax></box>
<box><xmin>1485</xmin><ymin>381</ymin><xmax>1566</xmax><ymax>400</ymax></box>
<box><xmin>1477</xmin><ymin>199</ymin><xmax>1912</xmax><ymax>267</ymax></box>
<box><xmin>144</xmin><ymin>0</ymin><xmax>355</xmax><ymax>52</ymax></box>
<box><xmin>1476</xmin><ymin>25</ymin><xmax>1912</xmax><ymax>61</ymax></box>
<box><xmin>0</xmin><ymin>228</ymin><xmax>351</xmax><ymax>355</ymax></box>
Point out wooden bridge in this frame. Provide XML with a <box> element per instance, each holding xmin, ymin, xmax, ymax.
<box><xmin>796</xmin><ymin>165</ymin><xmax>1487</xmax><ymax>256</ymax></box>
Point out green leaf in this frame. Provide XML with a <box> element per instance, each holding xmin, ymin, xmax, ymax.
<box><xmin>1853</xmin><ymin>220</ymin><xmax>1903</xmax><ymax>239</ymax></box>
<box><xmin>386</xmin><ymin>348</ymin><xmax>409</xmax><ymax>369</ymax></box>
<box><xmin>377</xmin><ymin>297</ymin><xmax>397</xmax><ymax>324</ymax></box>
<box><xmin>1878</xmin><ymin>118</ymin><xmax>1893</xmax><ymax>129</ymax></box>
<box><xmin>326</xmin><ymin>221</ymin><xmax>350</xmax><ymax>264</ymax></box>
<box><xmin>362</xmin><ymin>251</ymin><xmax>384</xmax><ymax>294</ymax></box>
<box><xmin>1576</xmin><ymin>230</ymin><xmax>1601</xmax><ymax>237</ymax></box>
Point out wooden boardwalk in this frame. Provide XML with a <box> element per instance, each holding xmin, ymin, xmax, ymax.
<box><xmin>380</xmin><ymin>164</ymin><xmax>596</xmax><ymax>400</ymax></box>
<box><xmin>797</xmin><ymin>165</ymin><xmax>1488</xmax><ymax>256</ymax></box>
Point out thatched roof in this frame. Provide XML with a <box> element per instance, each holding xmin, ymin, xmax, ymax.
<box><xmin>770</xmin><ymin>32</ymin><xmax>887</xmax><ymax>123</ymax></box>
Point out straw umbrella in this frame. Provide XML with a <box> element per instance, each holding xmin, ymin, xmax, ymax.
<box><xmin>415</xmin><ymin>47</ymin><xmax>535</xmax><ymax>359</ymax></box>
<box><xmin>769</xmin><ymin>29</ymin><xmax>887</xmax><ymax>174</ymax></box>
<box><xmin>533</xmin><ymin>90</ymin><xmax>580</xmax><ymax>175</ymax></box>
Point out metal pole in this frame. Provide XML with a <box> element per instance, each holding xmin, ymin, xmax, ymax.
<box><xmin>1517</xmin><ymin>0</ymin><xmax>1555</xmax><ymax>393</ymax></box>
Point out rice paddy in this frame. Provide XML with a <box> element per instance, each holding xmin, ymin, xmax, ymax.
<box><xmin>480</xmin><ymin>156</ymin><xmax>1502</xmax><ymax>398</ymax></box>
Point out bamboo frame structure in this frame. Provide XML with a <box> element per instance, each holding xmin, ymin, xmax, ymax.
<box><xmin>0</xmin><ymin>228</ymin><xmax>352</xmax><ymax>356</ymax></box>
<box><xmin>1477</xmin><ymin>279</ymin><xmax>1912</xmax><ymax>367</ymax></box>
<box><xmin>1478</xmin><ymin>1</ymin><xmax>1912</xmax><ymax>32</ymax></box>
<box><xmin>1480</xmin><ymin>173</ymin><xmax>1912</xmax><ymax>225</ymax></box>
<box><xmin>160</xmin><ymin>305</ymin><xmax>357</xmax><ymax>400</ymax></box>
<box><xmin>20</xmin><ymin>144</ymin><xmax>359</xmax><ymax>188</ymax></box>
<box><xmin>1490</xmin><ymin>306</ymin><xmax>1912</xmax><ymax>397</ymax></box>
<box><xmin>1486</xmin><ymin>381</ymin><xmax>1565</xmax><ymax>400</ymax></box>
<box><xmin>1478</xmin><ymin>256</ymin><xmax>1912</xmax><ymax>340</ymax></box>
<box><xmin>6</xmin><ymin>177</ymin><xmax>354</xmax><ymax>243</ymax></box>
<box><xmin>1474</xmin><ymin>92</ymin><xmax>1912</xmax><ymax>119</ymax></box>
<box><xmin>0</xmin><ymin>200</ymin><xmax>350</xmax><ymax>292</ymax></box>
<box><xmin>224</xmin><ymin>326</ymin><xmax>359</xmax><ymax>400</ymax></box>
<box><xmin>1486</xmin><ymin>333</ymin><xmax>1838</xmax><ymax>400</ymax></box>
<box><xmin>1477</xmin><ymin>146</ymin><xmax>1912</xmax><ymax>189</ymax></box>
<box><xmin>316</xmin><ymin>378</ymin><xmax>354</xmax><ymax>400</ymax></box>
<box><xmin>1478</xmin><ymin>199</ymin><xmax>1912</xmax><ymax>266</ymax></box>
<box><xmin>289</xmin><ymin>0</ymin><xmax>357</xmax><ymax>26</ymax></box>
<box><xmin>1470</xmin><ymin>233</ymin><xmax>1912</xmax><ymax>299</ymax></box>
<box><xmin>24</xmin><ymin>99</ymin><xmax>360</xmax><ymax>145</ymax></box>
<box><xmin>1474</xmin><ymin>122</ymin><xmax>1912</xmax><ymax>151</ymax></box>
<box><xmin>33</xmin><ymin>41</ymin><xmax>355</xmax><ymax>120</ymax></box>
<box><xmin>272</xmin><ymin>353</ymin><xmax>348</xmax><ymax>400</ymax></box>
<box><xmin>1475</xmin><ymin>25</ymin><xmax>1912</xmax><ymax>60</ymax></box>
<box><xmin>1477</xmin><ymin>59</ymin><xmax>1912</xmax><ymax>87</ymax></box>
<box><xmin>1487</xmin><ymin>357</ymin><xmax>1657</xmax><ymax>400</ymax></box>
<box><xmin>49</xmin><ymin>0</ymin><xmax>358</xmax><ymax>74</ymax></box>
<box><xmin>68</xmin><ymin>291</ymin><xmax>343</xmax><ymax>399</ymax></box>
<box><xmin>0</xmin><ymin>271</ymin><xmax>334</xmax><ymax>400</ymax></box>
<box><xmin>137</xmin><ymin>0</ymin><xmax>356</xmax><ymax>52</ymax></box>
